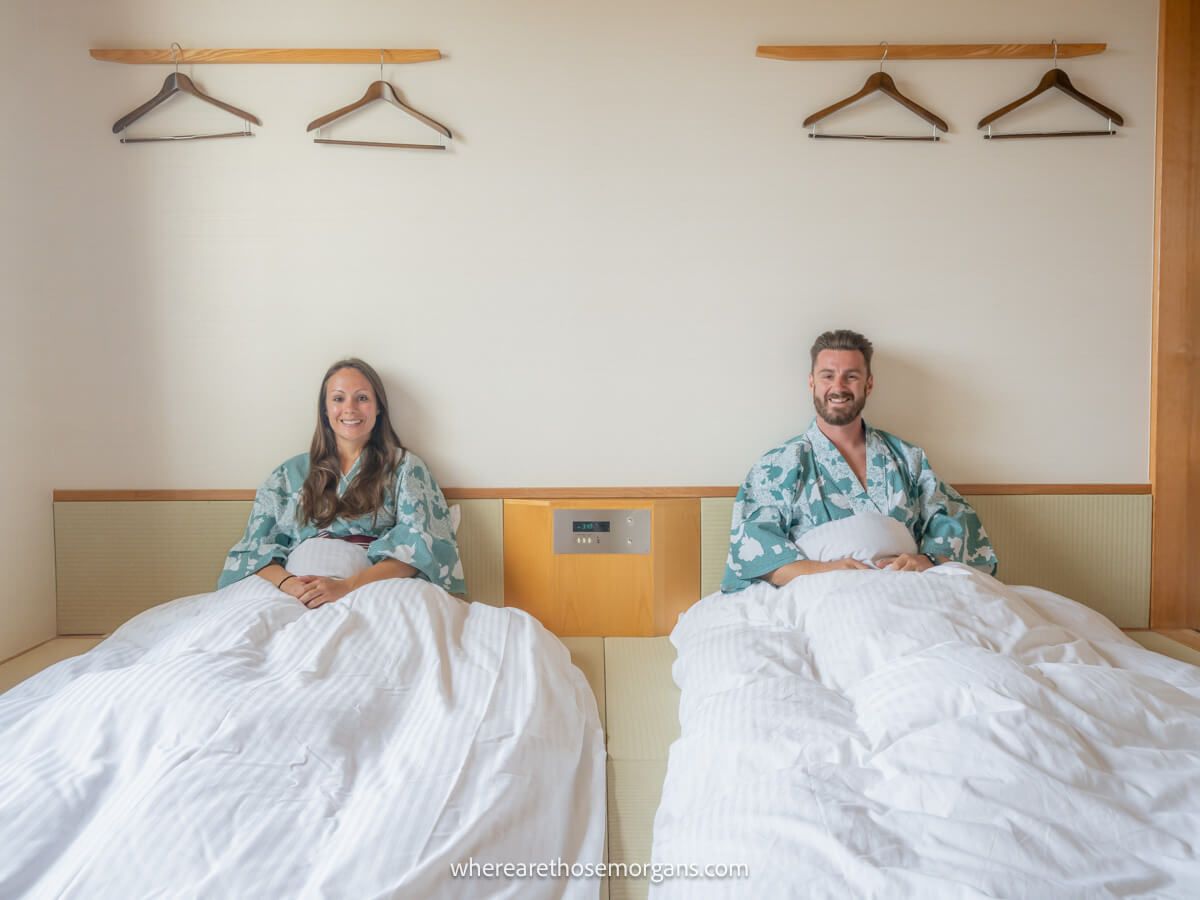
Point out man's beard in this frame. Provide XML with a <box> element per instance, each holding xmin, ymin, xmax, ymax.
<box><xmin>813</xmin><ymin>390</ymin><xmax>866</xmax><ymax>426</ymax></box>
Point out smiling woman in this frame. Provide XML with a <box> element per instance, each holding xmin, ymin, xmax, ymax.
<box><xmin>218</xmin><ymin>358</ymin><xmax>465</xmax><ymax>603</ymax></box>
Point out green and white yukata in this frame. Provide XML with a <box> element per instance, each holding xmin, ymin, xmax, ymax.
<box><xmin>218</xmin><ymin>451</ymin><xmax>466</xmax><ymax>594</ymax></box>
<box><xmin>721</xmin><ymin>420</ymin><xmax>997</xmax><ymax>593</ymax></box>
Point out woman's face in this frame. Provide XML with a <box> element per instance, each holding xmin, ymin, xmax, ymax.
<box><xmin>324</xmin><ymin>367</ymin><xmax>379</xmax><ymax>450</ymax></box>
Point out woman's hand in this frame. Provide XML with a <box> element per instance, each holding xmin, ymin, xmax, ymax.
<box><xmin>277</xmin><ymin>575</ymin><xmax>311</xmax><ymax>602</ymax></box>
<box><xmin>767</xmin><ymin>557</ymin><xmax>869</xmax><ymax>586</ymax></box>
<box><xmin>294</xmin><ymin>576</ymin><xmax>353</xmax><ymax>609</ymax></box>
<box><xmin>277</xmin><ymin>559</ymin><xmax>416</xmax><ymax>609</ymax></box>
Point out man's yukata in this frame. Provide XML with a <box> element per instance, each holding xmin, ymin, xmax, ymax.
<box><xmin>722</xmin><ymin>420</ymin><xmax>996</xmax><ymax>592</ymax></box>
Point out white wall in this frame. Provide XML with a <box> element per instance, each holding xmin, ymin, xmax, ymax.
<box><xmin>1</xmin><ymin>0</ymin><xmax>1157</xmax><ymax>657</ymax></box>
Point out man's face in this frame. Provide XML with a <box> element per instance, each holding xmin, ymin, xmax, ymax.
<box><xmin>809</xmin><ymin>349</ymin><xmax>873</xmax><ymax>427</ymax></box>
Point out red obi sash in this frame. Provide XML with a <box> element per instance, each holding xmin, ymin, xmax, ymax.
<box><xmin>316</xmin><ymin>531</ymin><xmax>375</xmax><ymax>548</ymax></box>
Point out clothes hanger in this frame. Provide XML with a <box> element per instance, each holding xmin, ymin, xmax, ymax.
<box><xmin>802</xmin><ymin>43</ymin><xmax>949</xmax><ymax>142</ymax></box>
<box><xmin>977</xmin><ymin>40</ymin><xmax>1124</xmax><ymax>139</ymax></box>
<box><xmin>305</xmin><ymin>50</ymin><xmax>452</xmax><ymax>149</ymax></box>
<box><xmin>111</xmin><ymin>43</ymin><xmax>261</xmax><ymax>142</ymax></box>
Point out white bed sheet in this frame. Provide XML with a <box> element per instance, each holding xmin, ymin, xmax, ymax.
<box><xmin>0</xmin><ymin>576</ymin><xmax>605</xmax><ymax>899</ymax></box>
<box><xmin>651</xmin><ymin>566</ymin><xmax>1200</xmax><ymax>898</ymax></box>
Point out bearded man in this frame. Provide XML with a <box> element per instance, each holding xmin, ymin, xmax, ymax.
<box><xmin>721</xmin><ymin>330</ymin><xmax>997</xmax><ymax>591</ymax></box>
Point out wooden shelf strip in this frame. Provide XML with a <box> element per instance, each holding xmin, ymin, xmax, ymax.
<box><xmin>756</xmin><ymin>43</ymin><xmax>1106</xmax><ymax>61</ymax></box>
<box><xmin>90</xmin><ymin>49</ymin><xmax>441</xmax><ymax>65</ymax></box>
<box><xmin>53</xmin><ymin>484</ymin><xmax>1150</xmax><ymax>502</ymax></box>
<box><xmin>954</xmin><ymin>484</ymin><xmax>1150</xmax><ymax>496</ymax></box>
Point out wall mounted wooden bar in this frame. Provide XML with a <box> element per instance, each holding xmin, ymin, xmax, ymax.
<box><xmin>953</xmin><ymin>484</ymin><xmax>1150</xmax><ymax>496</ymax></box>
<box><xmin>756</xmin><ymin>43</ymin><xmax>1106</xmax><ymax>61</ymax></box>
<box><xmin>55</xmin><ymin>490</ymin><xmax>257</xmax><ymax>502</ymax></box>
<box><xmin>54</xmin><ymin>484</ymin><xmax>1151</xmax><ymax>502</ymax></box>
<box><xmin>90</xmin><ymin>49</ymin><xmax>442</xmax><ymax>65</ymax></box>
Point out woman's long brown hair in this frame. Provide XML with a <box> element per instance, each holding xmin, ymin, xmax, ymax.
<box><xmin>299</xmin><ymin>358</ymin><xmax>406</xmax><ymax>529</ymax></box>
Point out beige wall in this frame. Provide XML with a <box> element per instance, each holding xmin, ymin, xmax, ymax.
<box><xmin>1</xmin><ymin>2</ymin><xmax>70</xmax><ymax>659</ymax></box>
<box><xmin>1</xmin><ymin>0</ymin><xmax>1157</xmax><ymax>657</ymax></box>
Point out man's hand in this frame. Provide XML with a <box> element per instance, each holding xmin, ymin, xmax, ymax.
<box><xmin>824</xmin><ymin>558</ymin><xmax>872</xmax><ymax>572</ymax></box>
<box><xmin>877</xmin><ymin>553</ymin><xmax>934</xmax><ymax>572</ymax></box>
<box><xmin>294</xmin><ymin>575</ymin><xmax>353</xmax><ymax>609</ymax></box>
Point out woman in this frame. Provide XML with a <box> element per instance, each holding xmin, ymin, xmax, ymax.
<box><xmin>218</xmin><ymin>358</ymin><xmax>465</xmax><ymax>606</ymax></box>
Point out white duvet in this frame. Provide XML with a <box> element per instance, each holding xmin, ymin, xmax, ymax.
<box><xmin>0</xmin><ymin>577</ymin><xmax>605</xmax><ymax>899</ymax></box>
<box><xmin>651</xmin><ymin>565</ymin><xmax>1200</xmax><ymax>898</ymax></box>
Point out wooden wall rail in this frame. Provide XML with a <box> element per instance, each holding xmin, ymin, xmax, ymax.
<box><xmin>756</xmin><ymin>43</ymin><xmax>1106</xmax><ymax>61</ymax></box>
<box><xmin>90</xmin><ymin>49</ymin><xmax>441</xmax><ymax>65</ymax></box>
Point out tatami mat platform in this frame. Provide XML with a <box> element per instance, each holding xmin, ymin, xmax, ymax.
<box><xmin>560</xmin><ymin>636</ymin><xmax>607</xmax><ymax>731</ymax></box>
<box><xmin>559</xmin><ymin>637</ymin><xmax>612</xmax><ymax>900</ymax></box>
<box><xmin>604</xmin><ymin>638</ymin><xmax>680</xmax><ymax>900</ymax></box>
<box><xmin>1127</xmin><ymin>630</ymin><xmax>1200</xmax><ymax>666</ymax></box>
<box><xmin>0</xmin><ymin>636</ymin><xmax>104</xmax><ymax>694</ymax></box>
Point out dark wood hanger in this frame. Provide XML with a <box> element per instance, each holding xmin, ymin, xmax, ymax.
<box><xmin>306</xmin><ymin>80</ymin><xmax>452</xmax><ymax>149</ymax></box>
<box><xmin>111</xmin><ymin>71</ymin><xmax>261</xmax><ymax>136</ymax></box>
<box><xmin>977</xmin><ymin>66</ymin><xmax>1124</xmax><ymax>137</ymax></box>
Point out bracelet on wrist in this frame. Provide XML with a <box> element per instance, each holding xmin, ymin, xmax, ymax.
<box><xmin>277</xmin><ymin>574</ymin><xmax>296</xmax><ymax>590</ymax></box>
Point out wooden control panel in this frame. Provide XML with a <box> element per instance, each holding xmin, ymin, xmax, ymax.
<box><xmin>502</xmin><ymin>499</ymin><xmax>700</xmax><ymax>636</ymax></box>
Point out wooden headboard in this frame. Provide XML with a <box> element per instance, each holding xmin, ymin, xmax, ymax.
<box><xmin>53</xmin><ymin>485</ymin><xmax>1151</xmax><ymax>636</ymax></box>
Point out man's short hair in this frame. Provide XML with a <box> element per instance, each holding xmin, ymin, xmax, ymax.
<box><xmin>810</xmin><ymin>330</ymin><xmax>874</xmax><ymax>374</ymax></box>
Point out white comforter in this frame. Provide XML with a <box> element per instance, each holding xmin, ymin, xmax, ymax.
<box><xmin>0</xmin><ymin>577</ymin><xmax>605</xmax><ymax>899</ymax></box>
<box><xmin>651</xmin><ymin>565</ymin><xmax>1200</xmax><ymax>898</ymax></box>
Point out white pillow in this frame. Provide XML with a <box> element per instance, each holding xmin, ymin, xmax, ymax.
<box><xmin>285</xmin><ymin>538</ymin><xmax>372</xmax><ymax>580</ymax></box>
<box><xmin>795</xmin><ymin>512</ymin><xmax>917</xmax><ymax>565</ymax></box>
<box><xmin>284</xmin><ymin>506</ymin><xmax>458</xmax><ymax>583</ymax></box>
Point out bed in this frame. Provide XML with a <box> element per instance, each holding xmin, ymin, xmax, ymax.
<box><xmin>0</xmin><ymin>573</ymin><xmax>606</xmax><ymax>898</ymax></box>
<box><xmin>648</xmin><ymin>566</ymin><xmax>1200</xmax><ymax>898</ymax></box>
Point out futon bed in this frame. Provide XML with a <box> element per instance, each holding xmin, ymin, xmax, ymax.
<box><xmin>0</xmin><ymin>571</ymin><xmax>605</xmax><ymax>898</ymax></box>
<box><xmin>650</xmin><ymin>566</ymin><xmax>1200</xmax><ymax>897</ymax></box>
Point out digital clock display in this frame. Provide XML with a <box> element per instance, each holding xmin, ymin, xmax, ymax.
<box><xmin>572</xmin><ymin>520</ymin><xmax>611</xmax><ymax>533</ymax></box>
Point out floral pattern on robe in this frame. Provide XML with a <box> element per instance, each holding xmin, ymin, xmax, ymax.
<box><xmin>219</xmin><ymin>450</ymin><xmax>465</xmax><ymax>595</ymax></box>
<box><xmin>722</xmin><ymin>420</ymin><xmax>997</xmax><ymax>592</ymax></box>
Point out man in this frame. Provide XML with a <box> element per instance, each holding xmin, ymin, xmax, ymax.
<box><xmin>721</xmin><ymin>330</ymin><xmax>997</xmax><ymax>592</ymax></box>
